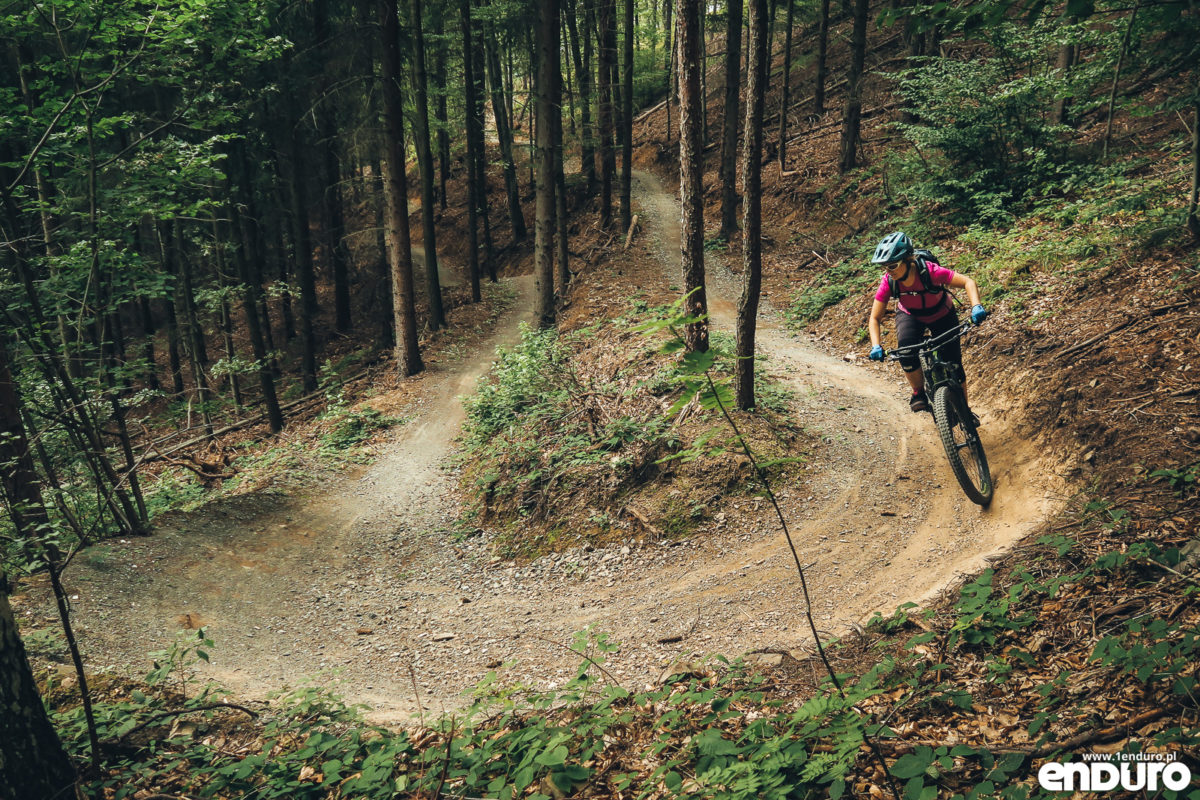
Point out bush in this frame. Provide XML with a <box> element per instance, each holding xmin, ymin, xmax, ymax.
<box><xmin>892</xmin><ymin>20</ymin><xmax>1114</xmax><ymax>225</ymax></box>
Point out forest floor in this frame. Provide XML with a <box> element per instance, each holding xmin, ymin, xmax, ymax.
<box><xmin>18</xmin><ymin>170</ymin><xmax>1062</xmax><ymax>726</ymax></box>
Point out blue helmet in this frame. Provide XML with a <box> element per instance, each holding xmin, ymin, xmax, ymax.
<box><xmin>871</xmin><ymin>231</ymin><xmax>914</xmax><ymax>264</ymax></box>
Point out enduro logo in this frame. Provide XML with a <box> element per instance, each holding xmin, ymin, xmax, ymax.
<box><xmin>1038</xmin><ymin>753</ymin><xmax>1192</xmax><ymax>792</ymax></box>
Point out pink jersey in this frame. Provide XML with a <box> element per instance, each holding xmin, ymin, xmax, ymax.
<box><xmin>874</xmin><ymin>261</ymin><xmax>955</xmax><ymax>321</ymax></box>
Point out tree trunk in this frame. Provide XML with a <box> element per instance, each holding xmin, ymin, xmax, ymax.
<box><xmin>597</xmin><ymin>0</ymin><xmax>616</xmax><ymax>228</ymax></box>
<box><xmin>469</xmin><ymin>1</ymin><xmax>495</xmax><ymax>280</ymax></box>
<box><xmin>837</xmin><ymin>0</ymin><xmax>868</xmax><ymax>174</ymax></box>
<box><xmin>777</xmin><ymin>0</ymin><xmax>795</xmax><ymax>166</ymax></box>
<box><xmin>314</xmin><ymin>0</ymin><xmax>351</xmax><ymax>335</ymax></box>
<box><xmin>535</xmin><ymin>0</ymin><xmax>560</xmax><ymax>327</ymax></box>
<box><xmin>737</xmin><ymin>0</ymin><xmax>767</xmax><ymax>409</ymax></box>
<box><xmin>678</xmin><ymin>0</ymin><xmax>709</xmax><ymax>353</ymax></box>
<box><xmin>460</xmin><ymin>0</ymin><xmax>484</xmax><ymax>302</ymax></box>
<box><xmin>554</xmin><ymin>91</ymin><xmax>571</xmax><ymax>296</ymax></box>
<box><xmin>718</xmin><ymin>0</ymin><xmax>743</xmax><ymax>240</ymax></box>
<box><xmin>620</xmin><ymin>0</ymin><xmax>634</xmax><ymax>230</ymax></box>
<box><xmin>1052</xmin><ymin>35</ymin><xmax>1075</xmax><ymax>125</ymax></box>
<box><xmin>665</xmin><ymin>0</ymin><xmax>674</xmax><ymax>140</ymax></box>
<box><xmin>379</xmin><ymin>0</ymin><xmax>424</xmax><ymax>377</ymax></box>
<box><xmin>699</xmin><ymin>0</ymin><xmax>708</xmax><ymax>145</ymax></box>
<box><xmin>567</xmin><ymin>0</ymin><xmax>596</xmax><ymax>190</ymax></box>
<box><xmin>485</xmin><ymin>23</ymin><xmax>527</xmax><ymax>240</ymax></box>
<box><xmin>814</xmin><ymin>0</ymin><xmax>830</xmax><ymax>115</ymax></box>
<box><xmin>173</xmin><ymin>222</ymin><xmax>215</xmax><ymax>435</ymax></box>
<box><xmin>284</xmin><ymin>120</ymin><xmax>320</xmax><ymax>390</ymax></box>
<box><xmin>1102</xmin><ymin>1</ymin><xmax>1140</xmax><ymax>161</ymax></box>
<box><xmin>0</xmin><ymin>337</ymin><xmax>80</xmax><ymax>800</ymax></box>
<box><xmin>230</xmin><ymin>196</ymin><xmax>284</xmax><ymax>433</ymax></box>
<box><xmin>434</xmin><ymin>41</ymin><xmax>451</xmax><ymax>210</ymax></box>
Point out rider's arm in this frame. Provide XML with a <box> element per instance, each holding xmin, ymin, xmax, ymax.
<box><xmin>948</xmin><ymin>273</ymin><xmax>982</xmax><ymax>307</ymax></box>
<box><xmin>868</xmin><ymin>299</ymin><xmax>887</xmax><ymax>347</ymax></box>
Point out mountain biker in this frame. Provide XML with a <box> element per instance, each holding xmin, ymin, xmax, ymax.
<box><xmin>865</xmin><ymin>232</ymin><xmax>986</xmax><ymax>413</ymax></box>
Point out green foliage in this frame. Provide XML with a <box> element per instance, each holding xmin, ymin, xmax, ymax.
<box><xmin>786</xmin><ymin>259</ymin><xmax>875</xmax><ymax>326</ymax></box>
<box><xmin>891</xmin><ymin>21</ymin><xmax>1108</xmax><ymax>225</ymax></box>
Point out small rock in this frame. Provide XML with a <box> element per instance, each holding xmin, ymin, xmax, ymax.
<box><xmin>356</xmin><ymin>628</ymin><xmax>374</xmax><ymax>636</ymax></box>
<box><xmin>432</xmin><ymin>633</ymin><xmax>456</xmax><ymax>642</ymax></box>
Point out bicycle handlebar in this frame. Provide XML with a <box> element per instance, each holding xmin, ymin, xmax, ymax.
<box><xmin>883</xmin><ymin>319</ymin><xmax>976</xmax><ymax>361</ymax></box>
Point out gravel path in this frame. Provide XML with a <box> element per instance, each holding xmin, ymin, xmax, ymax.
<box><xmin>20</xmin><ymin>179</ymin><xmax>1062</xmax><ymax>726</ymax></box>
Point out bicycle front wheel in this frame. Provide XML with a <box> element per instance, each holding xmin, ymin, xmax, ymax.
<box><xmin>933</xmin><ymin>386</ymin><xmax>994</xmax><ymax>507</ymax></box>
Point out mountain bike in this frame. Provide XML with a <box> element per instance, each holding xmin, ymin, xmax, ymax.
<box><xmin>885</xmin><ymin>320</ymin><xmax>993</xmax><ymax>507</ymax></box>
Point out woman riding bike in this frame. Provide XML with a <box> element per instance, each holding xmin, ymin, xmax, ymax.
<box><xmin>866</xmin><ymin>231</ymin><xmax>987</xmax><ymax>413</ymax></box>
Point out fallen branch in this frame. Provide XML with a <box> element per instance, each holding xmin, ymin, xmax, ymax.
<box><xmin>114</xmin><ymin>702</ymin><xmax>259</xmax><ymax>742</ymax></box>
<box><xmin>623</xmin><ymin>214</ymin><xmax>641</xmax><ymax>251</ymax></box>
<box><xmin>1056</xmin><ymin>301</ymin><xmax>1190</xmax><ymax>361</ymax></box>
<box><xmin>140</xmin><ymin>367</ymin><xmax>374</xmax><ymax>464</ymax></box>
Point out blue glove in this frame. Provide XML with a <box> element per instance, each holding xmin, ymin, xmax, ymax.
<box><xmin>869</xmin><ymin>345</ymin><xmax>884</xmax><ymax>361</ymax></box>
<box><xmin>970</xmin><ymin>304</ymin><xmax>988</xmax><ymax>325</ymax></box>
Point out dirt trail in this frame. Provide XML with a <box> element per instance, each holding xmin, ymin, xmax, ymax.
<box><xmin>23</xmin><ymin>179</ymin><xmax>1061</xmax><ymax>726</ymax></box>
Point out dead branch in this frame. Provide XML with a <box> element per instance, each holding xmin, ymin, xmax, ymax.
<box><xmin>1056</xmin><ymin>301</ymin><xmax>1191</xmax><ymax>360</ymax></box>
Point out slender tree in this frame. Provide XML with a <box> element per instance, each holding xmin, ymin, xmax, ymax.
<box><xmin>313</xmin><ymin>0</ymin><xmax>352</xmax><ymax>334</ymax></box>
<box><xmin>620</xmin><ymin>0</ymin><xmax>634</xmax><ymax>230</ymax></box>
<box><xmin>433</xmin><ymin>40</ymin><xmax>451</xmax><ymax>209</ymax></box>
<box><xmin>460</xmin><ymin>0</ymin><xmax>483</xmax><ymax>300</ymax></box>
<box><xmin>0</xmin><ymin>337</ymin><xmax>79</xmax><ymax>800</ymax></box>
<box><xmin>678</xmin><ymin>0</ymin><xmax>709</xmax><ymax>353</ymax></box>
<box><xmin>597</xmin><ymin>0</ymin><xmax>617</xmax><ymax>227</ymax></box>
<box><xmin>838</xmin><ymin>0</ymin><xmax>869</xmax><ymax>173</ymax></box>
<box><xmin>535</xmin><ymin>0</ymin><xmax>561</xmax><ymax>326</ymax></box>
<box><xmin>412</xmin><ymin>0</ymin><xmax>455</xmax><ymax>324</ymax></box>
<box><xmin>567</xmin><ymin>0</ymin><xmax>597</xmax><ymax>189</ymax></box>
<box><xmin>777</xmin><ymin>0</ymin><xmax>795</xmax><ymax>166</ymax></box>
<box><xmin>814</xmin><ymin>0</ymin><xmax>831</xmax><ymax>115</ymax></box>
<box><xmin>718</xmin><ymin>0</ymin><xmax>743</xmax><ymax>240</ymax></box>
<box><xmin>378</xmin><ymin>0</ymin><xmax>424</xmax><ymax>376</ymax></box>
<box><xmin>484</xmin><ymin>18</ymin><xmax>527</xmax><ymax>240</ymax></box>
<box><xmin>736</xmin><ymin>0</ymin><xmax>767</xmax><ymax>409</ymax></box>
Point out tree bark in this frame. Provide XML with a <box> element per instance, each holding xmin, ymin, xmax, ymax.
<box><xmin>737</xmin><ymin>0</ymin><xmax>767</xmax><ymax>409</ymax></box>
<box><xmin>460</xmin><ymin>0</ymin><xmax>484</xmax><ymax>302</ymax></box>
<box><xmin>313</xmin><ymin>0</ymin><xmax>351</xmax><ymax>335</ymax></box>
<box><xmin>484</xmin><ymin>20</ymin><xmax>527</xmax><ymax>241</ymax></box>
<box><xmin>284</xmin><ymin>117</ymin><xmax>320</xmax><ymax>390</ymax></box>
<box><xmin>379</xmin><ymin>0</ymin><xmax>424</xmax><ymax>377</ymax></box>
<box><xmin>434</xmin><ymin>40</ymin><xmax>451</xmax><ymax>210</ymax></box>
<box><xmin>228</xmin><ymin>173</ymin><xmax>284</xmax><ymax>432</ymax></box>
<box><xmin>470</xmin><ymin>0</ymin><xmax>496</xmax><ymax>281</ymax></box>
<box><xmin>1102</xmin><ymin>1</ymin><xmax>1140</xmax><ymax>161</ymax></box>
<box><xmin>0</xmin><ymin>337</ymin><xmax>79</xmax><ymax>800</ymax></box>
<box><xmin>814</xmin><ymin>0</ymin><xmax>830</xmax><ymax>115</ymax></box>
<box><xmin>567</xmin><ymin>0</ymin><xmax>596</xmax><ymax>190</ymax></box>
<box><xmin>597</xmin><ymin>0</ymin><xmax>616</xmax><ymax>228</ymax></box>
<box><xmin>718</xmin><ymin>0</ymin><xmax>743</xmax><ymax>240</ymax></box>
<box><xmin>777</xmin><ymin>0</ymin><xmax>795</xmax><ymax>166</ymax></box>
<box><xmin>535</xmin><ymin>0</ymin><xmax>561</xmax><ymax>327</ymax></box>
<box><xmin>678</xmin><ymin>0</ymin><xmax>709</xmax><ymax>353</ymax></box>
<box><xmin>620</xmin><ymin>0</ymin><xmax>634</xmax><ymax>230</ymax></box>
<box><xmin>665</xmin><ymin>0</ymin><xmax>675</xmax><ymax>140</ymax></box>
<box><xmin>838</xmin><ymin>0</ymin><xmax>868</xmax><ymax>173</ymax></box>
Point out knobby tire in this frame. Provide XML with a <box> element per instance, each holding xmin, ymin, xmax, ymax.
<box><xmin>933</xmin><ymin>385</ymin><xmax>993</xmax><ymax>507</ymax></box>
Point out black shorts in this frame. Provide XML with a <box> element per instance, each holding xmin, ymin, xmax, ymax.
<box><xmin>896</xmin><ymin>309</ymin><xmax>964</xmax><ymax>380</ymax></box>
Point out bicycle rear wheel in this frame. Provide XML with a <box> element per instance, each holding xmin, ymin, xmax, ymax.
<box><xmin>933</xmin><ymin>386</ymin><xmax>994</xmax><ymax>507</ymax></box>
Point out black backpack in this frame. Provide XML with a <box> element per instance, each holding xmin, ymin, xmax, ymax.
<box><xmin>886</xmin><ymin>249</ymin><xmax>946</xmax><ymax>302</ymax></box>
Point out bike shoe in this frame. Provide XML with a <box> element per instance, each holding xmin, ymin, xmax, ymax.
<box><xmin>909</xmin><ymin>391</ymin><xmax>929</xmax><ymax>413</ymax></box>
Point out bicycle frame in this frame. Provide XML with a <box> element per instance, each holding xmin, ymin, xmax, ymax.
<box><xmin>885</xmin><ymin>319</ymin><xmax>974</xmax><ymax>395</ymax></box>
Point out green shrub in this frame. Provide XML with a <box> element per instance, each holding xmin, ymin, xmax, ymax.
<box><xmin>892</xmin><ymin>20</ymin><xmax>1115</xmax><ymax>225</ymax></box>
